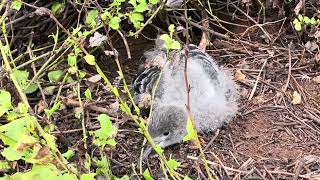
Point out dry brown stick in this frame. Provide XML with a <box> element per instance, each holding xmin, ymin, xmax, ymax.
<box><xmin>241</xmin><ymin>105</ymin><xmax>286</xmax><ymax>116</ymax></box>
<box><xmin>230</xmin><ymin>1</ymin><xmax>271</xmax><ymax>42</ymax></box>
<box><xmin>248</xmin><ymin>58</ymin><xmax>268</xmax><ymax>100</ymax></box>
<box><xmin>263</xmin><ymin>166</ymin><xmax>276</xmax><ymax>180</ymax></box>
<box><xmin>202</xmin><ymin>129</ymin><xmax>220</xmax><ymax>153</ymax></box>
<box><xmin>293</xmin><ymin>158</ymin><xmax>306</xmax><ymax>180</ymax></box>
<box><xmin>117</xmin><ymin>30</ymin><xmax>131</xmax><ymax>60</ymax></box>
<box><xmin>171</xmin><ymin>15</ymin><xmax>229</xmax><ymax>39</ymax></box>
<box><xmin>198</xmin><ymin>10</ymin><xmax>210</xmax><ymax>50</ymax></box>
<box><xmin>283</xmin><ymin>43</ymin><xmax>292</xmax><ymax>92</ymax></box>
<box><xmin>268</xmin><ymin>170</ymin><xmax>309</xmax><ymax>179</ymax></box>
<box><xmin>187</xmin><ymin>156</ymin><xmax>248</xmax><ymax>174</ymax></box>
<box><xmin>210</xmin><ymin>152</ymin><xmax>231</xmax><ymax>179</ymax></box>
<box><xmin>61</xmin><ymin>97</ymin><xmax>117</xmax><ymax>116</ymax></box>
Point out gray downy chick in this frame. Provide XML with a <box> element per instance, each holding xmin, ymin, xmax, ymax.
<box><xmin>133</xmin><ymin>43</ymin><xmax>239</xmax><ymax>152</ymax></box>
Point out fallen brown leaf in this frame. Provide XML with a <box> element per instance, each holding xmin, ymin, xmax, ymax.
<box><xmin>234</xmin><ymin>70</ymin><xmax>246</xmax><ymax>81</ymax></box>
<box><xmin>292</xmin><ymin>91</ymin><xmax>302</xmax><ymax>105</ymax></box>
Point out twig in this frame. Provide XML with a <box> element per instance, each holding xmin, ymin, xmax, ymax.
<box><xmin>61</xmin><ymin>97</ymin><xmax>118</xmax><ymax>116</ymax></box>
<box><xmin>198</xmin><ymin>10</ymin><xmax>210</xmax><ymax>50</ymax></box>
<box><xmin>282</xmin><ymin>43</ymin><xmax>292</xmax><ymax>92</ymax></box>
<box><xmin>183</xmin><ymin>46</ymin><xmax>213</xmax><ymax>179</ymax></box>
<box><xmin>117</xmin><ymin>30</ymin><xmax>131</xmax><ymax>60</ymax></box>
<box><xmin>187</xmin><ymin>155</ymin><xmax>248</xmax><ymax>173</ymax></box>
<box><xmin>248</xmin><ymin>58</ymin><xmax>268</xmax><ymax>100</ymax></box>
<box><xmin>230</xmin><ymin>1</ymin><xmax>271</xmax><ymax>42</ymax></box>
<box><xmin>171</xmin><ymin>15</ymin><xmax>229</xmax><ymax>39</ymax></box>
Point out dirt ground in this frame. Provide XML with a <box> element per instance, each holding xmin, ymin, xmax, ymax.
<box><xmin>103</xmin><ymin>35</ymin><xmax>320</xmax><ymax>179</ymax></box>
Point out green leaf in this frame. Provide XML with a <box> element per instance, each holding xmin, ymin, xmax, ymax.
<box><xmin>167</xmin><ymin>158</ymin><xmax>181</xmax><ymax>171</ymax></box>
<box><xmin>8</xmin><ymin>164</ymin><xmax>78</xmax><ymax>180</ymax></box>
<box><xmin>183</xmin><ymin>176</ymin><xmax>193</xmax><ymax>180</ymax></box>
<box><xmin>85</xmin><ymin>9</ymin><xmax>99</xmax><ymax>27</ymax></box>
<box><xmin>43</xmin><ymin>86</ymin><xmax>57</xmax><ymax>95</ymax></box>
<box><xmin>135</xmin><ymin>2</ymin><xmax>147</xmax><ymax>12</ymax></box>
<box><xmin>303</xmin><ymin>16</ymin><xmax>311</xmax><ymax>24</ymax></box>
<box><xmin>25</xmin><ymin>83</ymin><xmax>39</xmax><ymax>94</ymax></box>
<box><xmin>115</xmin><ymin>175</ymin><xmax>130</xmax><ymax>180</ymax></box>
<box><xmin>2</xmin><ymin>147</ymin><xmax>23</xmax><ymax>161</ymax></box>
<box><xmin>160</xmin><ymin>34</ymin><xmax>181</xmax><ymax>51</ymax></box>
<box><xmin>143</xmin><ymin>169</ymin><xmax>154</xmax><ymax>180</ymax></box>
<box><xmin>48</xmin><ymin>70</ymin><xmax>64</xmax><ymax>83</ymax></box>
<box><xmin>17</xmin><ymin>103</ymin><xmax>28</xmax><ymax>115</ymax></box>
<box><xmin>68</xmin><ymin>67</ymin><xmax>78</xmax><ymax>75</ymax></box>
<box><xmin>149</xmin><ymin>0</ymin><xmax>158</xmax><ymax>5</ymax></box>
<box><xmin>109</xmin><ymin>16</ymin><xmax>121</xmax><ymax>30</ymax></box>
<box><xmin>168</xmin><ymin>24</ymin><xmax>175</xmax><ymax>33</ymax></box>
<box><xmin>79</xmin><ymin>71</ymin><xmax>87</xmax><ymax>79</ymax></box>
<box><xmin>68</xmin><ymin>53</ymin><xmax>77</xmax><ymax>67</ymax></box>
<box><xmin>310</xmin><ymin>17</ymin><xmax>317</xmax><ymax>25</ymax></box>
<box><xmin>294</xmin><ymin>22</ymin><xmax>302</xmax><ymax>31</ymax></box>
<box><xmin>42</xmin><ymin>132</ymin><xmax>57</xmax><ymax>151</ymax></box>
<box><xmin>96</xmin><ymin>156</ymin><xmax>111</xmax><ymax>176</ymax></box>
<box><xmin>84</xmin><ymin>54</ymin><xmax>96</xmax><ymax>65</ymax></box>
<box><xmin>129</xmin><ymin>13</ymin><xmax>144</xmax><ymax>29</ymax></box>
<box><xmin>84</xmin><ymin>88</ymin><xmax>92</xmax><ymax>100</ymax></box>
<box><xmin>11</xmin><ymin>0</ymin><xmax>22</xmax><ymax>11</ymax></box>
<box><xmin>106</xmin><ymin>139</ymin><xmax>117</xmax><ymax>146</ymax></box>
<box><xmin>293</xmin><ymin>18</ymin><xmax>300</xmax><ymax>25</ymax></box>
<box><xmin>101</xmin><ymin>11</ymin><xmax>112</xmax><ymax>21</ymax></box>
<box><xmin>0</xmin><ymin>90</ymin><xmax>13</xmax><ymax>117</ymax></box>
<box><xmin>298</xmin><ymin>14</ymin><xmax>303</xmax><ymax>22</ymax></box>
<box><xmin>7</xmin><ymin>111</ymin><xmax>18</xmax><ymax>121</ymax></box>
<box><xmin>51</xmin><ymin>2</ymin><xmax>65</xmax><ymax>15</ymax></box>
<box><xmin>170</xmin><ymin>40</ymin><xmax>181</xmax><ymax>50</ymax></box>
<box><xmin>45</xmin><ymin>101</ymin><xmax>61</xmax><ymax>118</ymax></box>
<box><xmin>12</xmin><ymin>69</ymin><xmax>28</xmax><ymax>86</ymax></box>
<box><xmin>129</xmin><ymin>0</ymin><xmax>137</xmax><ymax>6</ymax></box>
<box><xmin>0</xmin><ymin>160</ymin><xmax>10</xmax><ymax>171</ymax></box>
<box><xmin>63</xmin><ymin>149</ymin><xmax>75</xmax><ymax>160</ymax></box>
<box><xmin>66</xmin><ymin>75</ymin><xmax>74</xmax><ymax>83</ymax></box>
<box><xmin>183</xmin><ymin>117</ymin><xmax>196</xmax><ymax>142</ymax></box>
<box><xmin>80</xmin><ymin>173</ymin><xmax>96</xmax><ymax>180</ymax></box>
<box><xmin>93</xmin><ymin>114</ymin><xmax>117</xmax><ymax>148</ymax></box>
<box><xmin>12</xmin><ymin>70</ymin><xmax>39</xmax><ymax>93</ymax></box>
<box><xmin>0</xmin><ymin>116</ymin><xmax>38</xmax><ymax>161</ymax></box>
<box><xmin>159</xmin><ymin>34</ymin><xmax>171</xmax><ymax>50</ymax></box>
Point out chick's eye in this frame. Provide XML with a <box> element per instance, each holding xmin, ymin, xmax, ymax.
<box><xmin>163</xmin><ymin>132</ymin><xmax>169</xmax><ymax>136</ymax></box>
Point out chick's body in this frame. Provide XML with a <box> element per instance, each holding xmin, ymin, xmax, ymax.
<box><xmin>133</xmin><ymin>44</ymin><xmax>238</xmax><ymax>148</ymax></box>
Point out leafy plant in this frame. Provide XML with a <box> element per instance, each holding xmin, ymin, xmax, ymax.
<box><xmin>51</xmin><ymin>2</ymin><xmax>65</xmax><ymax>15</ymax></box>
<box><xmin>143</xmin><ymin>169</ymin><xmax>154</xmax><ymax>180</ymax></box>
<box><xmin>160</xmin><ymin>24</ymin><xmax>181</xmax><ymax>54</ymax></box>
<box><xmin>10</xmin><ymin>0</ymin><xmax>23</xmax><ymax>11</ymax></box>
<box><xmin>12</xmin><ymin>70</ymin><xmax>38</xmax><ymax>94</ymax></box>
<box><xmin>293</xmin><ymin>14</ymin><xmax>320</xmax><ymax>31</ymax></box>
<box><xmin>44</xmin><ymin>101</ymin><xmax>61</xmax><ymax>118</ymax></box>
<box><xmin>84</xmin><ymin>88</ymin><xmax>93</xmax><ymax>101</ymax></box>
<box><xmin>92</xmin><ymin>114</ymin><xmax>117</xmax><ymax>148</ymax></box>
